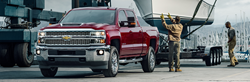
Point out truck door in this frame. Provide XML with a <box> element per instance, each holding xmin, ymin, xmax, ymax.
<box><xmin>119</xmin><ymin>10</ymin><xmax>135</xmax><ymax>56</ymax></box>
<box><xmin>126</xmin><ymin>10</ymin><xmax>143</xmax><ymax>56</ymax></box>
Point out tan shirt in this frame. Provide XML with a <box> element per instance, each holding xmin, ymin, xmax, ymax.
<box><xmin>162</xmin><ymin>22</ymin><xmax>183</xmax><ymax>42</ymax></box>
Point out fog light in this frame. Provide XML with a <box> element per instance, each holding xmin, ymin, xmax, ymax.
<box><xmin>100</xmin><ymin>39</ymin><xmax>105</xmax><ymax>43</ymax></box>
<box><xmin>97</xmin><ymin>50</ymin><xmax>104</xmax><ymax>55</ymax></box>
<box><xmin>36</xmin><ymin>50</ymin><xmax>41</xmax><ymax>55</ymax></box>
<box><xmin>40</xmin><ymin>38</ymin><xmax>45</xmax><ymax>43</ymax></box>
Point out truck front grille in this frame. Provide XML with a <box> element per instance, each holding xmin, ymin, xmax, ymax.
<box><xmin>46</xmin><ymin>32</ymin><xmax>90</xmax><ymax>36</ymax></box>
<box><xmin>45</xmin><ymin>39</ymin><xmax>91</xmax><ymax>45</ymax></box>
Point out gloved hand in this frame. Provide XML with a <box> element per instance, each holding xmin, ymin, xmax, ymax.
<box><xmin>160</xmin><ymin>13</ymin><xmax>165</xmax><ymax>22</ymax></box>
<box><xmin>160</xmin><ymin>13</ymin><xmax>165</xmax><ymax>19</ymax></box>
<box><xmin>167</xmin><ymin>13</ymin><xmax>172</xmax><ymax>19</ymax></box>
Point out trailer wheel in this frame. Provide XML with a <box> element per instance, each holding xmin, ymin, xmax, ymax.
<box><xmin>212</xmin><ymin>49</ymin><xmax>216</xmax><ymax>65</ymax></box>
<box><xmin>218</xmin><ymin>49</ymin><xmax>222</xmax><ymax>64</ymax></box>
<box><xmin>0</xmin><ymin>44</ymin><xmax>15</xmax><ymax>67</ymax></box>
<box><xmin>214</xmin><ymin>49</ymin><xmax>218</xmax><ymax>65</ymax></box>
<box><xmin>205</xmin><ymin>49</ymin><xmax>214</xmax><ymax>66</ymax></box>
<box><xmin>103</xmin><ymin>46</ymin><xmax>119</xmax><ymax>77</ymax></box>
<box><xmin>141</xmin><ymin>46</ymin><xmax>155</xmax><ymax>72</ymax></box>
<box><xmin>40</xmin><ymin>67</ymin><xmax>58</xmax><ymax>77</ymax></box>
<box><xmin>14</xmin><ymin>43</ymin><xmax>34</xmax><ymax>67</ymax></box>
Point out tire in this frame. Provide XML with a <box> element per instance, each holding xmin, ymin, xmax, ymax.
<box><xmin>0</xmin><ymin>44</ymin><xmax>15</xmax><ymax>67</ymax></box>
<box><xmin>14</xmin><ymin>43</ymin><xmax>34</xmax><ymax>67</ymax></box>
<box><xmin>141</xmin><ymin>46</ymin><xmax>155</xmax><ymax>72</ymax></box>
<box><xmin>205</xmin><ymin>49</ymin><xmax>213</xmax><ymax>66</ymax></box>
<box><xmin>214</xmin><ymin>49</ymin><xmax>218</xmax><ymax>65</ymax></box>
<box><xmin>91</xmin><ymin>69</ymin><xmax>102</xmax><ymax>72</ymax></box>
<box><xmin>218</xmin><ymin>49</ymin><xmax>222</xmax><ymax>64</ymax></box>
<box><xmin>103</xmin><ymin>46</ymin><xmax>119</xmax><ymax>77</ymax></box>
<box><xmin>40</xmin><ymin>67</ymin><xmax>58</xmax><ymax>77</ymax></box>
<box><xmin>212</xmin><ymin>49</ymin><xmax>216</xmax><ymax>65</ymax></box>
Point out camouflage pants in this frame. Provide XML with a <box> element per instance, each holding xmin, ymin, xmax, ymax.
<box><xmin>168</xmin><ymin>41</ymin><xmax>180</xmax><ymax>69</ymax></box>
<box><xmin>228</xmin><ymin>42</ymin><xmax>238</xmax><ymax>65</ymax></box>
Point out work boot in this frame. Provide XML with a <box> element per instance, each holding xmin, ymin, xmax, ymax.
<box><xmin>169</xmin><ymin>68</ymin><xmax>174</xmax><ymax>72</ymax></box>
<box><xmin>175</xmin><ymin>69</ymin><xmax>182</xmax><ymax>72</ymax></box>
<box><xmin>235</xmin><ymin>62</ymin><xmax>239</xmax><ymax>65</ymax></box>
<box><xmin>227</xmin><ymin>65</ymin><xmax>235</xmax><ymax>67</ymax></box>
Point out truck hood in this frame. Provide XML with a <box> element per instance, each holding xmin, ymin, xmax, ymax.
<box><xmin>40</xmin><ymin>23</ymin><xmax>116</xmax><ymax>31</ymax></box>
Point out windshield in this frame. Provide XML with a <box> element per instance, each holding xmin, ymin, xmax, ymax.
<box><xmin>60</xmin><ymin>10</ymin><xmax>115</xmax><ymax>25</ymax></box>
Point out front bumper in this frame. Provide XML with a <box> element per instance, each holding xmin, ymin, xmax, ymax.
<box><xmin>36</xmin><ymin>45</ymin><xmax>110</xmax><ymax>69</ymax></box>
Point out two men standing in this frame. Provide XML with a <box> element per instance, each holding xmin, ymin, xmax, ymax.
<box><xmin>161</xmin><ymin>14</ymin><xmax>183</xmax><ymax>72</ymax></box>
<box><xmin>225</xmin><ymin>22</ymin><xmax>239</xmax><ymax>67</ymax></box>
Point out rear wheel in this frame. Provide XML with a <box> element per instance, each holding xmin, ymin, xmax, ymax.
<box><xmin>103</xmin><ymin>46</ymin><xmax>119</xmax><ymax>77</ymax></box>
<box><xmin>0</xmin><ymin>44</ymin><xmax>15</xmax><ymax>67</ymax></box>
<box><xmin>14</xmin><ymin>43</ymin><xmax>34</xmax><ymax>67</ymax></box>
<box><xmin>40</xmin><ymin>67</ymin><xmax>58</xmax><ymax>77</ymax></box>
<box><xmin>141</xmin><ymin>46</ymin><xmax>155</xmax><ymax>72</ymax></box>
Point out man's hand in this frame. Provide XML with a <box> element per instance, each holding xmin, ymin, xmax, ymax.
<box><xmin>160</xmin><ymin>13</ymin><xmax>165</xmax><ymax>22</ymax></box>
<box><xmin>167</xmin><ymin>13</ymin><xmax>172</xmax><ymax>19</ymax></box>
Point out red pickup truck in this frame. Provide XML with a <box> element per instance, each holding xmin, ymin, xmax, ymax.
<box><xmin>36</xmin><ymin>7</ymin><xmax>159</xmax><ymax>77</ymax></box>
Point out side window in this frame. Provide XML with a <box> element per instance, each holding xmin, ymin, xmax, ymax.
<box><xmin>126</xmin><ymin>10</ymin><xmax>138</xmax><ymax>26</ymax></box>
<box><xmin>118</xmin><ymin>10</ymin><xmax>127</xmax><ymax>22</ymax></box>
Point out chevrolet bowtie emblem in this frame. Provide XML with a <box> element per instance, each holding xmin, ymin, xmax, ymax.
<box><xmin>62</xmin><ymin>36</ymin><xmax>71</xmax><ymax>41</ymax></box>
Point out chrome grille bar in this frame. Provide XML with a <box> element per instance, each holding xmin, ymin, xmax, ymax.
<box><xmin>45</xmin><ymin>39</ymin><xmax>91</xmax><ymax>45</ymax></box>
<box><xmin>46</xmin><ymin>32</ymin><xmax>91</xmax><ymax>36</ymax></box>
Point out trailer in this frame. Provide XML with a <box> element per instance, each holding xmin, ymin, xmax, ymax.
<box><xmin>0</xmin><ymin>0</ymin><xmax>64</xmax><ymax>67</ymax></box>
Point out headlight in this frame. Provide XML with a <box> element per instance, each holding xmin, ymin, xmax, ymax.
<box><xmin>40</xmin><ymin>32</ymin><xmax>45</xmax><ymax>36</ymax></box>
<box><xmin>91</xmin><ymin>31</ymin><xmax>105</xmax><ymax>36</ymax></box>
<box><xmin>38</xmin><ymin>31</ymin><xmax>46</xmax><ymax>36</ymax></box>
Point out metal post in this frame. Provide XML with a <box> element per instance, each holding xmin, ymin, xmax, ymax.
<box><xmin>244</xmin><ymin>12</ymin><xmax>246</xmax><ymax>51</ymax></box>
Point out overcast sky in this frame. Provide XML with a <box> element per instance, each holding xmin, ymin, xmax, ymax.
<box><xmin>44</xmin><ymin>0</ymin><xmax>250</xmax><ymax>26</ymax></box>
<box><xmin>1</xmin><ymin>0</ymin><xmax>250</xmax><ymax>26</ymax></box>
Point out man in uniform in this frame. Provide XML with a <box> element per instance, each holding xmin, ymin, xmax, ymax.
<box><xmin>161</xmin><ymin>14</ymin><xmax>183</xmax><ymax>72</ymax></box>
<box><xmin>226</xmin><ymin>21</ymin><xmax>239</xmax><ymax>67</ymax></box>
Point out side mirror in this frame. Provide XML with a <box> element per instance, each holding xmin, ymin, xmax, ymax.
<box><xmin>49</xmin><ymin>17</ymin><xmax>57</xmax><ymax>25</ymax></box>
<box><xmin>127</xmin><ymin>17</ymin><xmax>136</xmax><ymax>27</ymax></box>
<box><xmin>120</xmin><ymin>17</ymin><xmax>136</xmax><ymax>27</ymax></box>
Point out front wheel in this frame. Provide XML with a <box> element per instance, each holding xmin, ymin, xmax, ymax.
<box><xmin>40</xmin><ymin>67</ymin><xmax>58</xmax><ymax>77</ymax></box>
<box><xmin>141</xmin><ymin>46</ymin><xmax>155</xmax><ymax>72</ymax></box>
<box><xmin>103</xmin><ymin>46</ymin><xmax>119</xmax><ymax>77</ymax></box>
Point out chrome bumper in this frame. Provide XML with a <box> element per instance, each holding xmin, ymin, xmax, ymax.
<box><xmin>36</xmin><ymin>45</ymin><xmax>110</xmax><ymax>69</ymax></box>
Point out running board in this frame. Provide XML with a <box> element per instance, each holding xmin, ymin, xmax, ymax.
<box><xmin>119</xmin><ymin>58</ymin><xmax>143</xmax><ymax>64</ymax></box>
